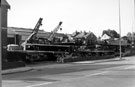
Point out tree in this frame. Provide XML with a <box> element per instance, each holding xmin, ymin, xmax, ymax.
<box><xmin>126</xmin><ymin>32</ymin><xmax>135</xmax><ymax>44</ymax></box>
<box><xmin>102</xmin><ymin>29</ymin><xmax>120</xmax><ymax>38</ymax></box>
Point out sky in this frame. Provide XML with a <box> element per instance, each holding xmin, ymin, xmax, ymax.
<box><xmin>7</xmin><ymin>0</ymin><xmax>134</xmax><ymax>37</ymax></box>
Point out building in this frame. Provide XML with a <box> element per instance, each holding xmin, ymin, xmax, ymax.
<box><xmin>74</xmin><ymin>31</ymin><xmax>97</xmax><ymax>45</ymax></box>
<box><xmin>7</xmin><ymin>27</ymin><xmax>66</xmax><ymax>45</ymax></box>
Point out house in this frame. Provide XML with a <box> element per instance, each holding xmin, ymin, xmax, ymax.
<box><xmin>74</xmin><ymin>31</ymin><xmax>97</xmax><ymax>45</ymax></box>
<box><xmin>101</xmin><ymin>33</ymin><xmax>111</xmax><ymax>40</ymax></box>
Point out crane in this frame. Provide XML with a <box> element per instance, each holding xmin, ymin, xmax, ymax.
<box><xmin>7</xmin><ymin>17</ymin><xmax>43</xmax><ymax>51</ymax></box>
<box><xmin>22</xmin><ymin>18</ymin><xmax>43</xmax><ymax>45</ymax></box>
<box><xmin>48</xmin><ymin>21</ymin><xmax>62</xmax><ymax>42</ymax></box>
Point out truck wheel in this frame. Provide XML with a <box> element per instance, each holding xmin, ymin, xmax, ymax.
<box><xmin>25</xmin><ymin>56</ymin><xmax>34</xmax><ymax>63</ymax></box>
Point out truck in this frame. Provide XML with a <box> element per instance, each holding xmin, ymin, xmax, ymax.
<box><xmin>7</xmin><ymin>18</ymin><xmax>71</xmax><ymax>63</ymax></box>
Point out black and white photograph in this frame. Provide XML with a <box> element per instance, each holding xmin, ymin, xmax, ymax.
<box><xmin>1</xmin><ymin>0</ymin><xmax>135</xmax><ymax>87</ymax></box>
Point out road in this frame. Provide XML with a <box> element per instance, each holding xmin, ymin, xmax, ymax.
<box><xmin>2</xmin><ymin>56</ymin><xmax>135</xmax><ymax>87</ymax></box>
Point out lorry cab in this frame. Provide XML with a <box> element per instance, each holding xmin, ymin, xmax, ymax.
<box><xmin>7</xmin><ymin>44</ymin><xmax>23</xmax><ymax>51</ymax></box>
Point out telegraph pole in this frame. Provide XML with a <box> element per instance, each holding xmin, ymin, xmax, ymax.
<box><xmin>118</xmin><ymin>0</ymin><xmax>122</xmax><ymax>59</ymax></box>
<box><xmin>134</xmin><ymin>0</ymin><xmax>135</xmax><ymax>45</ymax></box>
<box><xmin>132</xmin><ymin>0</ymin><xmax>135</xmax><ymax>47</ymax></box>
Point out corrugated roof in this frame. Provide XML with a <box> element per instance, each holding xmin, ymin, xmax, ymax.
<box><xmin>8</xmin><ymin>28</ymin><xmax>18</xmax><ymax>35</ymax></box>
<box><xmin>7</xmin><ymin>27</ymin><xmax>65</xmax><ymax>38</ymax></box>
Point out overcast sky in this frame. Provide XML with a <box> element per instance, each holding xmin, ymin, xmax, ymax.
<box><xmin>7</xmin><ymin>0</ymin><xmax>134</xmax><ymax>37</ymax></box>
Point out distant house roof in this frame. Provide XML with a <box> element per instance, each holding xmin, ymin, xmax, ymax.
<box><xmin>1</xmin><ymin>0</ymin><xmax>10</xmax><ymax>9</ymax></box>
<box><xmin>71</xmin><ymin>31</ymin><xmax>80</xmax><ymax>37</ymax></box>
<box><xmin>74</xmin><ymin>32</ymin><xmax>97</xmax><ymax>40</ymax></box>
<box><xmin>84</xmin><ymin>32</ymin><xmax>96</xmax><ymax>39</ymax></box>
<box><xmin>75</xmin><ymin>32</ymin><xmax>86</xmax><ymax>39</ymax></box>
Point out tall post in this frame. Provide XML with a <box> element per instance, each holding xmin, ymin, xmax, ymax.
<box><xmin>0</xmin><ymin>1</ymin><xmax>2</xmax><ymax>87</ymax></box>
<box><xmin>132</xmin><ymin>0</ymin><xmax>135</xmax><ymax>47</ymax></box>
<box><xmin>134</xmin><ymin>0</ymin><xmax>135</xmax><ymax>45</ymax></box>
<box><xmin>0</xmin><ymin>1</ymin><xmax>10</xmax><ymax>87</ymax></box>
<box><xmin>118</xmin><ymin>0</ymin><xmax>122</xmax><ymax>59</ymax></box>
<box><xmin>0</xmin><ymin>0</ymin><xmax>10</xmax><ymax>62</ymax></box>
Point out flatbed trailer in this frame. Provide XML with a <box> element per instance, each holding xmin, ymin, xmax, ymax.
<box><xmin>7</xmin><ymin>49</ymin><xmax>69</xmax><ymax>62</ymax></box>
<box><xmin>72</xmin><ymin>49</ymin><xmax>115</xmax><ymax>57</ymax></box>
<box><xmin>23</xmin><ymin>43</ymin><xmax>71</xmax><ymax>51</ymax></box>
<box><xmin>7</xmin><ymin>43</ymin><xmax>71</xmax><ymax>62</ymax></box>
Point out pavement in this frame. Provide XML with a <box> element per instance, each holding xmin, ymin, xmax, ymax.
<box><xmin>2</xmin><ymin>56</ymin><xmax>134</xmax><ymax>75</ymax></box>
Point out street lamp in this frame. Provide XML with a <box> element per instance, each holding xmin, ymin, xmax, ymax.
<box><xmin>133</xmin><ymin>0</ymin><xmax>135</xmax><ymax>47</ymax></box>
<box><xmin>118</xmin><ymin>0</ymin><xmax>122</xmax><ymax>59</ymax></box>
<box><xmin>131</xmin><ymin>0</ymin><xmax>135</xmax><ymax>48</ymax></box>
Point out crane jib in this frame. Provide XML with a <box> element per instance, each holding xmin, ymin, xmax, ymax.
<box><xmin>22</xmin><ymin>18</ymin><xmax>43</xmax><ymax>45</ymax></box>
<box><xmin>32</xmin><ymin>18</ymin><xmax>43</xmax><ymax>33</ymax></box>
<box><xmin>59</xmin><ymin>21</ymin><xmax>62</xmax><ymax>25</ymax></box>
<box><xmin>48</xmin><ymin>21</ymin><xmax>63</xmax><ymax>41</ymax></box>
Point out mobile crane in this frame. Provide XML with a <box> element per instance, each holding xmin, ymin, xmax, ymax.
<box><xmin>7</xmin><ymin>18</ymin><xmax>43</xmax><ymax>50</ymax></box>
<box><xmin>21</xmin><ymin>17</ymin><xmax>43</xmax><ymax>50</ymax></box>
<box><xmin>7</xmin><ymin>18</ymin><xmax>44</xmax><ymax>62</ymax></box>
<box><xmin>47</xmin><ymin>21</ymin><xmax>62</xmax><ymax>43</ymax></box>
<box><xmin>7</xmin><ymin>19</ymin><xmax>71</xmax><ymax>63</ymax></box>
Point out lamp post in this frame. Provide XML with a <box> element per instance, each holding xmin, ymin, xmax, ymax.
<box><xmin>132</xmin><ymin>0</ymin><xmax>135</xmax><ymax>48</ymax></box>
<box><xmin>133</xmin><ymin>0</ymin><xmax>135</xmax><ymax>47</ymax></box>
<box><xmin>118</xmin><ymin>0</ymin><xmax>122</xmax><ymax>59</ymax></box>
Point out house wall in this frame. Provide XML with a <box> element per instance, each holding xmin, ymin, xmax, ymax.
<box><xmin>86</xmin><ymin>34</ymin><xmax>97</xmax><ymax>45</ymax></box>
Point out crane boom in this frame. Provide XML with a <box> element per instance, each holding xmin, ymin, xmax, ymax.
<box><xmin>32</xmin><ymin>18</ymin><xmax>43</xmax><ymax>34</ymax></box>
<box><xmin>48</xmin><ymin>21</ymin><xmax>62</xmax><ymax>41</ymax></box>
<box><xmin>22</xmin><ymin>18</ymin><xmax>43</xmax><ymax>45</ymax></box>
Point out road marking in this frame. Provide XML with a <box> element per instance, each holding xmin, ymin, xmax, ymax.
<box><xmin>26</xmin><ymin>82</ymin><xmax>53</xmax><ymax>87</ymax></box>
<box><xmin>85</xmin><ymin>71</ymin><xmax>109</xmax><ymax>77</ymax></box>
<box><xmin>74</xmin><ymin>61</ymin><xmax>93</xmax><ymax>64</ymax></box>
<box><xmin>125</xmin><ymin>66</ymin><xmax>135</xmax><ymax>69</ymax></box>
<box><xmin>25</xmin><ymin>71</ymin><xmax>109</xmax><ymax>87</ymax></box>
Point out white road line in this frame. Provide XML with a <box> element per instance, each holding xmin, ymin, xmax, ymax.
<box><xmin>74</xmin><ymin>61</ymin><xmax>93</xmax><ymax>64</ymax></box>
<box><xmin>125</xmin><ymin>66</ymin><xmax>135</xmax><ymax>69</ymax></box>
<box><xmin>85</xmin><ymin>71</ymin><xmax>109</xmax><ymax>77</ymax></box>
<box><xmin>26</xmin><ymin>82</ymin><xmax>53</xmax><ymax>87</ymax></box>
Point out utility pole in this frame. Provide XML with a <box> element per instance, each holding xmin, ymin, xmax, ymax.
<box><xmin>132</xmin><ymin>0</ymin><xmax>135</xmax><ymax>47</ymax></box>
<box><xmin>134</xmin><ymin>0</ymin><xmax>135</xmax><ymax>46</ymax></box>
<box><xmin>118</xmin><ymin>0</ymin><xmax>122</xmax><ymax>60</ymax></box>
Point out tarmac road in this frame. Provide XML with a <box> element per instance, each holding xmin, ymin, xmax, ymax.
<box><xmin>2</xmin><ymin>56</ymin><xmax>135</xmax><ymax>87</ymax></box>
